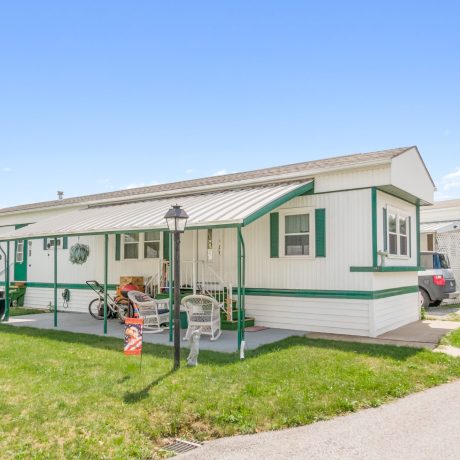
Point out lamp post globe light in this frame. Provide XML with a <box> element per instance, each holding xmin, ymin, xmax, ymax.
<box><xmin>164</xmin><ymin>205</ymin><xmax>189</xmax><ymax>370</ymax></box>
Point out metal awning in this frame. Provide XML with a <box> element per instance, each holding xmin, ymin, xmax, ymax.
<box><xmin>0</xmin><ymin>181</ymin><xmax>313</xmax><ymax>240</ymax></box>
<box><xmin>420</xmin><ymin>221</ymin><xmax>460</xmax><ymax>233</ymax></box>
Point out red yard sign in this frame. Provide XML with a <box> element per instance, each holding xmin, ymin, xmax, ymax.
<box><xmin>124</xmin><ymin>318</ymin><xmax>144</xmax><ymax>355</ymax></box>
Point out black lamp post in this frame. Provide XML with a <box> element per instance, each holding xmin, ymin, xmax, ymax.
<box><xmin>164</xmin><ymin>204</ymin><xmax>189</xmax><ymax>370</ymax></box>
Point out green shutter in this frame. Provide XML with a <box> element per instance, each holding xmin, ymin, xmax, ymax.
<box><xmin>315</xmin><ymin>208</ymin><xmax>326</xmax><ymax>257</ymax></box>
<box><xmin>383</xmin><ymin>208</ymin><xmax>388</xmax><ymax>251</ymax></box>
<box><xmin>408</xmin><ymin>216</ymin><xmax>412</xmax><ymax>257</ymax></box>
<box><xmin>63</xmin><ymin>236</ymin><xmax>68</xmax><ymax>249</ymax></box>
<box><xmin>43</xmin><ymin>238</ymin><xmax>48</xmax><ymax>250</ymax></box>
<box><xmin>115</xmin><ymin>234</ymin><xmax>121</xmax><ymax>261</ymax></box>
<box><xmin>270</xmin><ymin>213</ymin><xmax>279</xmax><ymax>258</ymax></box>
<box><xmin>162</xmin><ymin>232</ymin><xmax>170</xmax><ymax>260</ymax></box>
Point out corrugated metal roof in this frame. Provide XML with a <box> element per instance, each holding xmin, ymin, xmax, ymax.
<box><xmin>420</xmin><ymin>222</ymin><xmax>460</xmax><ymax>233</ymax></box>
<box><xmin>0</xmin><ymin>181</ymin><xmax>312</xmax><ymax>240</ymax></box>
<box><xmin>426</xmin><ymin>199</ymin><xmax>460</xmax><ymax>210</ymax></box>
<box><xmin>0</xmin><ymin>146</ymin><xmax>412</xmax><ymax>214</ymax></box>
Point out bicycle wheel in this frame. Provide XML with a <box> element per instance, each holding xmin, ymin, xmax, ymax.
<box><xmin>88</xmin><ymin>298</ymin><xmax>105</xmax><ymax>320</ymax></box>
<box><xmin>116</xmin><ymin>300</ymin><xmax>129</xmax><ymax>323</ymax></box>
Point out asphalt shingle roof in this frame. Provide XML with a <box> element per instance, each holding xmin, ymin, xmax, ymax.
<box><xmin>0</xmin><ymin>146</ymin><xmax>412</xmax><ymax>214</ymax></box>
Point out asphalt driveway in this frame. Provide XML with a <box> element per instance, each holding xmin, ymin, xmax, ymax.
<box><xmin>178</xmin><ymin>379</ymin><xmax>460</xmax><ymax>459</ymax></box>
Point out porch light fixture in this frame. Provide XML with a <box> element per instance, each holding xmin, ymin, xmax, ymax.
<box><xmin>165</xmin><ymin>204</ymin><xmax>189</xmax><ymax>233</ymax></box>
<box><xmin>164</xmin><ymin>204</ymin><xmax>189</xmax><ymax>370</ymax></box>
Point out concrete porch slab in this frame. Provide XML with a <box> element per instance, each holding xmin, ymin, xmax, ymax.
<box><xmin>307</xmin><ymin>320</ymin><xmax>460</xmax><ymax>349</ymax></box>
<box><xmin>2</xmin><ymin>311</ymin><xmax>304</xmax><ymax>353</ymax></box>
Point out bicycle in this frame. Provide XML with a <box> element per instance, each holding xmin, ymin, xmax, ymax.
<box><xmin>86</xmin><ymin>280</ymin><xmax>129</xmax><ymax>323</ymax></box>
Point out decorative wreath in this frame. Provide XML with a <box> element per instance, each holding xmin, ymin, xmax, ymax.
<box><xmin>69</xmin><ymin>243</ymin><xmax>90</xmax><ymax>265</ymax></box>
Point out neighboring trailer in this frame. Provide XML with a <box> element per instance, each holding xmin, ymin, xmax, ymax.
<box><xmin>0</xmin><ymin>146</ymin><xmax>435</xmax><ymax>337</ymax></box>
<box><xmin>420</xmin><ymin>199</ymin><xmax>460</xmax><ymax>303</ymax></box>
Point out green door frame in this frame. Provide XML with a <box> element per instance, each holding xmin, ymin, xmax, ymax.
<box><xmin>0</xmin><ymin>243</ymin><xmax>10</xmax><ymax>321</ymax></box>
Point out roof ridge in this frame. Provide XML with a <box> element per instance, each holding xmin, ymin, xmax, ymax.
<box><xmin>0</xmin><ymin>146</ymin><xmax>413</xmax><ymax>214</ymax></box>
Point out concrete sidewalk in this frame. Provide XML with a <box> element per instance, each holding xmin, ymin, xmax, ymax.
<box><xmin>178</xmin><ymin>379</ymin><xmax>460</xmax><ymax>459</ymax></box>
<box><xmin>308</xmin><ymin>319</ymin><xmax>460</xmax><ymax>349</ymax></box>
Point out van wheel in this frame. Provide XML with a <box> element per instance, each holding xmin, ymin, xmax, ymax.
<box><xmin>419</xmin><ymin>289</ymin><xmax>430</xmax><ymax>308</ymax></box>
<box><xmin>431</xmin><ymin>300</ymin><xmax>442</xmax><ymax>307</ymax></box>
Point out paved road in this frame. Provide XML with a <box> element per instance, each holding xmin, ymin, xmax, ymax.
<box><xmin>179</xmin><ymin>380</ymin><xmax>460</xmax><ymax>459</ymax></box>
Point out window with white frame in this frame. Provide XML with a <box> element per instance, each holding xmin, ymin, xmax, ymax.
<box><xmin>281</xmin><ymin>209</ymin><xmax>312</xmax><ymax>256</ymax></box>
<box><xmin>123</xmin><ymin>233</ymin><xmax>139</xmax><ymax>259</ymax></box>
<box><xmin>387</xmin><ymin>208</ymin><xmax>409</xmax><ymax>257</ymax></box>
<box><xmin>123</xmin><ymin>232</ymin><xmax>161</xmax><ymax>260</ymax></box>
<box><xmin>144</xmin><ymin>231</ymin><xmax>160</xmax><ymax>258</ymax></box>
<box><xmin>16</xmin><ymin>241</ymin><xmax>24</xmax><ymax>263</ymax></box>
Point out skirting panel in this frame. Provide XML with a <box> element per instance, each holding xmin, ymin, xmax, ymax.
<box><xmin>245</xmin><ymin>295</ymin><xmax>371</xmax><ymax>336</ymax></box>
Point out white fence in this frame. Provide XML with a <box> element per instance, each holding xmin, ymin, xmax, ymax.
<box><xmin>436</xmin><ymin>231</ymin><xmax>460</xmax><ymax>303</ymax></box>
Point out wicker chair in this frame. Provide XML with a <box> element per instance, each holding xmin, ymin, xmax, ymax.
<box><xmin>127</xmin><ymin>291</ymin><xmax>170</xmax><ymax>334</ymax></box>
<box><xmin>182</xmin><ymin>294</ymin><xmax>222</xmax><ymax>341</ymax></box>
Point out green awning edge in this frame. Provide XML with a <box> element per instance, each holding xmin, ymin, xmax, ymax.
<box><xmin>242</xmin><ymin>181</ymin><xmax>314</xmax><ymax>227</ymax></box>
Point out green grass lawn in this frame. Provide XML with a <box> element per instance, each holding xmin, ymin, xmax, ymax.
<box><xmin>8</xmin><ymin>307</ymin><xmax>48</xmax><ymax>317</ymax></box>
<box><xmin>1</xmin><ymin>327</ymin><xmax>460</xmax><ymax>460</ymax></box>
<box><xmin>442</xmin><ymin>328</ymin><xmax>460</xmax><ymax>347</ymax></box>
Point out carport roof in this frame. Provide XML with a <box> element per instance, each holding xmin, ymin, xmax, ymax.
<box><xmin>0</xmin><ymin>181</ymin><xmax>313</xmax><ymax>240</ymax></box>
<box><xmin>420</xmin><ymin>221</ymin><xmax>460</xmax><ymax>233</ymax></box>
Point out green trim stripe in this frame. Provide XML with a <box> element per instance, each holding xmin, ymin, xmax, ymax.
<box><xmin>2</xmin><ymin>282</ymin><xmax>418</xmax><ymax>300</ymax></box>
<box><xmin>0</xmin><ymin>281</ymin><xmax>118</xmax><ymax>290</ymax></box>
<box><xmin>232</xmin><ymin>285</ymin><xmax>418</xmax><ymax>300</ymax></box>
<box><xmin>350</xmin><ymin>266</ymin><xmax>423</xmax><ymax>272</ymax></box>
<box><xmin>371</xmin><ymin>187</ymin><xmax>378</xmax><ymax>267</ymax></box>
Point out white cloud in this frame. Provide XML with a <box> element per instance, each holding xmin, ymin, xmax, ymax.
<box><xmin>434</xmin><ymin>190</ymin><xmax>455</xmax><ymax>201</ymax></box>
<box><xmin>442</xmin><ymin>167</ymin><xmax>460</xmax><ymax>191</ymax></box>
<box><xmin>1</xmin><ymin>167</ymin><xmax>12</xmax><ymax>172</ymax></box>
<box><xmin>213</xmin><ymin>169</ymin><xmax>229</xmax><ymax>176</ymax></box>
<box><xmin>185</xmin><ymin>169</ymin><xmax>194</xmax><ymax>174</ymax></box>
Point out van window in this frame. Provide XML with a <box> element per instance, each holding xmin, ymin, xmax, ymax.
<box><xmin>420</xmin><ymin>254</ymin><xmax>433</xmax><ymax>270</ymax></box>
<box><xmin>437</xmin><ymin>253</ymin><xmax>450</xmax><ymax>269</ymax></box>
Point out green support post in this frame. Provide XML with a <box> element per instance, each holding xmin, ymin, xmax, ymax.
<box><xmin>416</xmin><ymin>201</ymin><xmax>421</xmax><ymax>267</ymax></box>
<box><xmin>168</xmin><ymin>232</ymin><xmax>173</xmax><ymax>342</ymax></box>
<box><xmin>53</xmin><ymin>237</ymin><xmax>58</xmax><ymax>327</ymax></box>
<box><xmin>237</xmin><ymin>227</ymin><xmax>242</xmax><ymax>350</ymax></box>
<box><xmin>240</xmin><ymin>229</ymin><xmax>246</xmax><ymax>346</ymax></box>
<box><xmin>103</xmin><ymin>234</ymin><xmax>108</xmax><ymax>335</ymax></box>
<box><xmin>5</xmin><ymin>242</ymin><xmax>10</xmax><ymax>321</ymax></box>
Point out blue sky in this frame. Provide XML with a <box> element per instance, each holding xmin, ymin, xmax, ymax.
<box><xmin>0</xmin><ymin>0</ymin><xmax>459</xmax><ymax>208</ymax></box>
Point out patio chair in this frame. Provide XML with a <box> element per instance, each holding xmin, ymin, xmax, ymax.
<box><xmin>127</xmin><ymin>291</ymin><xmax>169</xmax><ymax>334</ymax></box>
<box><xmin>182</xmin><ymin>294</ymin><xmax>222</xmax><ymax>341</ymax></box>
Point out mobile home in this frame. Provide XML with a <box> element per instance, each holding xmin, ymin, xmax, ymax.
<box><xmin>0</xmin><ymin>146</ymin><xmax>435</xmax><ymax>337</ymax></box>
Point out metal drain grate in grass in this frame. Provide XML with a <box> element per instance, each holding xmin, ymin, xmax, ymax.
<box><xmin>163</xmin><ymin>439</ymin><xmax>202</xmax><ymax>455</ymax></box>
